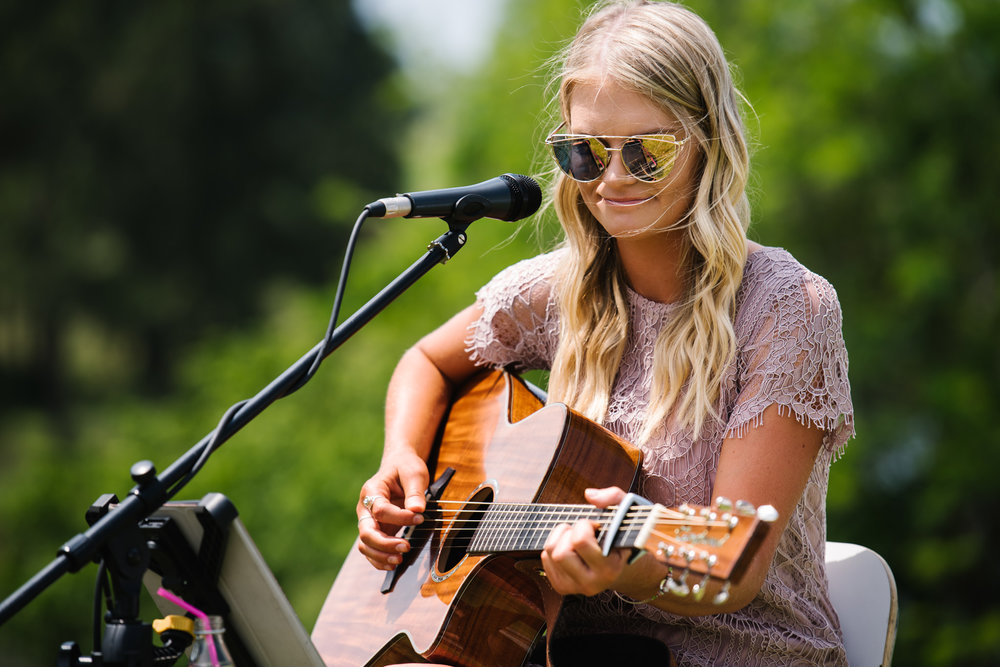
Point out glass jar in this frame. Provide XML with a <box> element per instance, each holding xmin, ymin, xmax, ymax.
<box><xmin>189</xmin><ymin>615</ymin><xmax>235</xmax><ymax>666</ymax></box>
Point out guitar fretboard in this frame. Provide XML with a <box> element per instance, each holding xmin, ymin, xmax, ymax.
<box><xmin>466</xmin><ymin>503</ymin><xmax>646</xmax><ymax>555</ymax></box>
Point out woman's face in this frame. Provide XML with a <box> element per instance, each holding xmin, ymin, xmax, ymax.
<box><xmin>566</xmin><ymin>75</ymin><xmax>700</xmax><ymax>242</ymax></box>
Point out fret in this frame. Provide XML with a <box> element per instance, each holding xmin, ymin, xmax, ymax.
<box><xmin>499</xmin><ymin>503</ymin><xmax>518</xmax><ymax>552</ymax></box>
<box><xmin>515</xmin><ymin>504</ymin><xmax>536</xmax><ymax>551</ymax></box>
<box><xmin>467</xmin><ymin>504</ymin><xmax>490</xmax><ymax>553</ymax></box>
<box><xmin>618</xmin><ymin>507</ymin><xmax>645</xmax><ymax>550</ymax></box>
<box><xmin>472</xmin><ymin>503</ymin><xmax>501</xmax><ymax>553</ymax></box>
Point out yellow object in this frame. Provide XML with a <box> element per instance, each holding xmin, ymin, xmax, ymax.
<box><xmin>152</xmin><ymin>614</ymin><xmax>195</xmax><ymax>637</ymax></box>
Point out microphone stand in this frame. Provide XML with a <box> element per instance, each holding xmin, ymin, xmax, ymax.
<box><xmin>0</xmin><ymin>215</ymin><xmax>476</xmax><ymax>665</ymax></box>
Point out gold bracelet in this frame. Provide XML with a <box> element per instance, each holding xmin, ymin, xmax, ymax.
<box><xmin>614</xmin><ymin>577</ymin><xmax>668</xmax><ymax>605</ymax></box>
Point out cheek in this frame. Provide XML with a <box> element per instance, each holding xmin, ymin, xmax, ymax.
<box><xmin>577</xmin><ymin>184</ymin><xmax>601</xmax><ymax>213</ymax></box>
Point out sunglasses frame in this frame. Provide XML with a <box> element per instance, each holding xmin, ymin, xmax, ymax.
<box><xmin>545</xmin><ymin>122</ymin><xmax>689</xmax><ymax>183</ymax></box>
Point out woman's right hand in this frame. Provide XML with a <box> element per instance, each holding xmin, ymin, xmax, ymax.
<box><xmin>355</xmin><ymin>304</ymin><xmax>484</xmax><ymax>572</ymax></box>
<box><xmin>355</xmin><ymin>449</ymin><xmax>430</xmax><ymax>571</ymax></box>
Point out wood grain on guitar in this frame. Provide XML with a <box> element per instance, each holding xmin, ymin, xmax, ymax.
<box><xmin>310</xmin><ymin>370</ymin><xmax>773</xmax><ymax>667</ymax></box>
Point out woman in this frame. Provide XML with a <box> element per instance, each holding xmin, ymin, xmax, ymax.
<box><xmin>355</xmin><ymin>1</ymin><xmax>853</xmax><ymax>664</ymax></box>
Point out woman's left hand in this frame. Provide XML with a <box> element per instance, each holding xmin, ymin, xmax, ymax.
<box><xmin>540</xmin><ymin>486</ymin><xmax>630</xmax><ymax>596</ymax></box>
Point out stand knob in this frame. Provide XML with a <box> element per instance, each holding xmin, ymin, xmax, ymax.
<box><xmin>130</xmin><ymin>460</ymin><xmax>157</xmax><ymax>488</ymax></box>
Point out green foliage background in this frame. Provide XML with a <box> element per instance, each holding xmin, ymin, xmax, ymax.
<box><xmin>2</xmin><ymin>0</ymin><xmax>998</xmax><ymax>665</ymax></box>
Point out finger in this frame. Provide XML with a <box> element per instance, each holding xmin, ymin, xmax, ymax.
<box><xmin>357</xmin><ymin>518</ymin><xmax>410</xmax><ymax>566</ymax></box>
<box><xmin>584</xmin><ymin>486</ymin><xmax>626</xmax><ymax>508</ymax></box>
<box><xmin>567</xmin><ymin>519</ymin><xmax>603</xmax><ymax>558</ymax></box>
<box><xmin>399</xmin><ymin>465</ymin><xmax>430</xmax><ymax>516</ymax></box>
<box><xmin>356</xmin><ymin>539</ymin><xmax>403</xmax><ymax>571</ymax></box>
<box><xmin>359</xmin><ymin>485</ymin><xmax>418</xmax><ymax>528</ymax></box>
<box><xmin>543</xmin><ymin>523</ymin><xmax>590</xmax><ymax>579</ymax></box>
<box><xmin>565</xmin><ymin>519</ymin><xmax>618</xmax><ymax>579</ymax></box>
<box><xmin>541</xmin><ymin>539</ymin><xmax>592</xmax><ymax>595</ymax></box>
<box><xmin>543</xmin><ymin>522</ymin><xmax>571</xmax><ymax>550</ymax></box>
<box><xmin>544</xmin><ymin>520</ymin><xmax>626</xmax><ymax>596</ymax></box>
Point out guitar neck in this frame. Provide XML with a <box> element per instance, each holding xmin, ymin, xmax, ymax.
<box><xmin>462</xmin><ymin>497</ymin><xmax>772</xmax><ymax>585</ymax></box>
<box><xmin>467</xmin><ymin>503</ymin><xmax>637</xmax><ymax>555</ymax></box>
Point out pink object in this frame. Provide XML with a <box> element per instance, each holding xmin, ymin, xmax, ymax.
<box><xmin>156</xmin><ymin>587</ymin><xmax>220</xmax><ymax>667</ymax></box>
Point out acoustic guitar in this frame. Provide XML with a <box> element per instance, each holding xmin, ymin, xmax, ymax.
<box><xmin>311</xmin><ymin>370</ymin><xmax>773</xmax><ymax>666</ymax></box>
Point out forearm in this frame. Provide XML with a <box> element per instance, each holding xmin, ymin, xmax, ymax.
<box><xmin>613</xmin><ymin>549</ymin><xmax>764</xmax><ymax>616</ymax></box>
<box><xmin>382</xmin><ymin>303</ymin><xmax>483</xmax><ymax>462</ymax></box>
<box><xmin>382</xmin><ymin>345</ymin><xmax>455</xmax><ymax>462</ymax></box>
<box><xmin>613</xmin><ymin>404</ymin><xmax>823</xmax><ymax>616</ymax></box>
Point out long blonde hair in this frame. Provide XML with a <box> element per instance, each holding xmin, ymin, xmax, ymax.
<box><xmin>545</xmin><ymin>0</ymin><xmax>751</xmax><ymax>443</ymax></box>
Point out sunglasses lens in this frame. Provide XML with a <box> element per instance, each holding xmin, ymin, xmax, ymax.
<box><xmin>550</xmin><ymin>137</ymin><xmax>607</xmax><ymax>182</ymax></box>
<box><xmin>623</xmin><ymin>138</ymin><xmax>678</xmax><ymax>182</ymax></box>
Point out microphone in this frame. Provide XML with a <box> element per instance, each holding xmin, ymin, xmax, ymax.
<box><xmin>365</xmin><ymin>173</ymin><xmax>542</xmax><ymax>223</ymax></box>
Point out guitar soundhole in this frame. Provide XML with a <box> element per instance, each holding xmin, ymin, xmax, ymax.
<box><xmin>435</xmin><ymin>485</ymin><xmax>494</xmax><ymax>576</ymax></box>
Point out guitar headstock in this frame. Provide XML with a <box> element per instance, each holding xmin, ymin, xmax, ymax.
<box><xmin>632</xmin><ymin>497</ymin><xmax>777</xmax><ymax>604</ymax></box>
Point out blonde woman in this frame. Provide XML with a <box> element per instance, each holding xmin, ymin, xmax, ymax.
<box><xmin>355</xmin><ymin>1</ymin><xmax>853</xmax><ymax>664</ymax></box>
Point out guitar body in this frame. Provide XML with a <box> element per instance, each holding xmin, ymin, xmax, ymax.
<box><xmin>311</xmin><ymin>370</ymin><xmax>643</xmax><ymax>667</ymax></box>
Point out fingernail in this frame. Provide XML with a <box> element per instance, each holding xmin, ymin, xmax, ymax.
<box><xmin>396</xmin><ymin>543</ymin><xmax>408</xmax><ymax>553</ymax></box>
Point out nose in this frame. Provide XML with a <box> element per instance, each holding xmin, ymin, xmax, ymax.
<box><xmin>600</xmin><ymin>145</ymin><xmax>635</xmax><ymax>182</ymax></box>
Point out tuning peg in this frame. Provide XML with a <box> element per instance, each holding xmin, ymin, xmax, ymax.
<box><xmin>735</xmin><ymin>499</ymin><xmax>756</xmax><ymax>517</ymax></box>
<box><xmin>665</xmin><ymin>572</ymin><xmax>690</xmax><ymax>597</ymax></box>
<box><xmin>757</xmin><ymin>504</ymin><xmax>779</xmax><ymax>522</ymax></box>
<box><xmin>691</xmin><ymin>572</ymin><xmax>710</xmax><ymax>601</ymax></box>
<box><xmin>714</xmin><ymin>496</ymin><xmax>733</xmax><ymax>512</ymax></box>
<box><xmin>713</xmin><ymin>580</ymin><xmax>731</xmax><ymax>605</ymax></box>
<box><xmin>690</xmin><ymin>551</ymin><xmax>715</xmax><ymax>602</ymax></box>
<box><xmin>667</xmin><ymin>549</ymin><xmax>697</xmax><ymax>597</ymax></box>
<box><xmin>655</xmin><ymin>541</ymin><xmax>676</xmax><ymax>561</ymax></box>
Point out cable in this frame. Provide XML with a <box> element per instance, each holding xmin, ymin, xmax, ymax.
<box><xmin>288</xmin><ymin>206</ymin><xmax>370</xmax><ymax>394</ymax></box>
<box><xmin>163</xmin><ymin>208</ymin><xmax>370</xmax><ymax>502</ymax></box>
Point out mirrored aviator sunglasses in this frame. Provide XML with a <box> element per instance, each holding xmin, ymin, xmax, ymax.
<box><xmin>545</xmin><ymin>124</ymin><xmax>688</xmax><ymax>183</ymax></box>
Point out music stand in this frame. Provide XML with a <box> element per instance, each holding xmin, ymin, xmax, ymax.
<box><xmin>141</xmin><ymin>493</ymin><xmax>324</xmax><ymax>667</ymax></box>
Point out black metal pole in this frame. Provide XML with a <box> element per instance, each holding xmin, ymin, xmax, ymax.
<box><xmin>0</xmin><ymin>224</ymin><xmax>470</xmax><ymax>626</ymax></box>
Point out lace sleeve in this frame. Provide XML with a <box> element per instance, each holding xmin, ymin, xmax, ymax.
<box><xmin>726</xmin><ymin>257</ymin><xmax>854</xmax><ymax>453</ymax></box>
<box><xmin>464</xmin><ymin>251</ymin><xmax>561</xmax><ymax>372</ymax></box>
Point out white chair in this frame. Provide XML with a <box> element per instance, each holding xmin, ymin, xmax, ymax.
<box><xmin>825</xmin><ymin>541</ymin><xmax>899</xmax><ymax>666</ymax></box>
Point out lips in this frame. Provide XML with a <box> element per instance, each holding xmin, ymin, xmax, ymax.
<box><xmin>601</xmin><ymin>194</ymin><xmax>655</xmax><ymax>207</ymax></box>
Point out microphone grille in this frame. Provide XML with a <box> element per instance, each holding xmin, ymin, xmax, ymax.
<box><xmin>500</xmin><ymin>173</ymin><xmax>543</xmax><ymax>221</ymax></box>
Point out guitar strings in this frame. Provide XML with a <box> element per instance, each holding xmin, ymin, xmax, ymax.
<box><xmin>392</xmin><ymin>501</ymin><xmax>737</xmax><ymax>534</ymax></box>
<box><xmin>387</xmin><ymin>504</ymin><xmax>738</xmax><ymax>568</ymax></box>
<box><xmin>373</xmin><ymin>501</ymin><xmax>746</xmax><ymax>575</ymax></box>
<box><xmin>423</xmin><ymin>500</ymin><xmax>731</xmax><ymax>524</ymax></box>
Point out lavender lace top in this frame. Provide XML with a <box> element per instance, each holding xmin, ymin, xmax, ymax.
<box><xmin>465</xmin><ymin>246</ymin><xmax>854</xmax><ymax>666</ymax></box>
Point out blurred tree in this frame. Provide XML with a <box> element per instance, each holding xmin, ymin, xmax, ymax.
<box><xmin>0</xmin><ymin>0</ymin><xmax>403</xmax><ymax>413</ymax></box>
<box><xmin>691</xmin><ymin>0</ymin><xmax>1000</xmax><ymax>663</ymax></box>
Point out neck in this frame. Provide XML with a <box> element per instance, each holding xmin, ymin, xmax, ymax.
<box><xmin>467</xmin><ymin>502</ymin><xmax>644</xmax><ymax>555</ymax></box>
<box><xmin>614</xmin><ymin>230</ymin><xmax>689</xmax><ymax>304</ymax></box>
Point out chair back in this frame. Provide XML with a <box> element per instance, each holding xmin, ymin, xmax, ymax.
<box><xmin>825</xmin><ymin>541</ymin><xmax>898</xmax><ymax>666</ymax></box>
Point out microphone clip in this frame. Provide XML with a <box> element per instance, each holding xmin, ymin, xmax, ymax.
<box><xmin>440</xmin><ymin>194</ymin><xmax>492</xmax><ymax>225</ymax></box>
